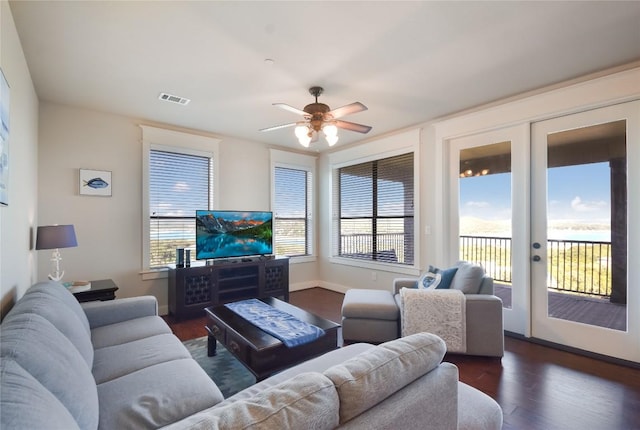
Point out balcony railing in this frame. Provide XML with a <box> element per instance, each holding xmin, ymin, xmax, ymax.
<box><xmin>341</xmin><ymin>232</ymin><xmax>613</xmax><ymax>297</ymax></box>
<box><xmin>460</xmin><ymin>235</ymin><xmax>612</xmax><ymax>298</ymax></box>
<box><xmin>340</xmin><ymin>233</ymin><xmax>411</xmax><ymax>264</ymax></box>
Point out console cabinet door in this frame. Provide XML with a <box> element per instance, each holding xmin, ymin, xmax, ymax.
<box><xmin>261</xmin><ymin>258</ymin><xmax>290</xmax><ymax>301</ymax></box>
<box><xmin>169</xmin><ymin>265</ymin><xmax>216</xmax><ymax>319</ymax></box>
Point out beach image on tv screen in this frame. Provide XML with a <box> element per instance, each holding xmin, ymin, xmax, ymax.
<box><xmin>195</xmin><ymin>211</ymin><xmax>273</xmax><ymax>259</ymax></box>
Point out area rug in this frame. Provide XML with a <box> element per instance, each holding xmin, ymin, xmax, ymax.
<box><xmin>183</xmin><ymin>336</ymin><xmax>256</xmax><ymax>398</ymax></box>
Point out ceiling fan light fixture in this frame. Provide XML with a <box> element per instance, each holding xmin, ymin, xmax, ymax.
<box><xmin>298</xmin><ymin>134</ymin><xmax>312</xmax><ymax>148</ymax></box>
<box><xmin>295</xmin><ymin>124</ymin><xmax>310</xmax><ymax>139</ymax></box>
<box><xmin>261</xmin><ymin>86</ymin><xmax>371</xmax><ymax>149</ymax></box>
<box><xmin>323</xmin><ymin>123</ymin><xmax>338</xmax><ymax>137</ymax></box>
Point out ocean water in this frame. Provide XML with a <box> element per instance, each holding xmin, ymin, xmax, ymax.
<box><xmin>547</xmin><ymin>230</ymin><xmax>610</xmax><ymax>242</ymax></box>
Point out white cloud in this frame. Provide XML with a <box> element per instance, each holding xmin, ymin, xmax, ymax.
<box><xmin>466</xmin><ymin>201</ymin><xmax>491</xmax><ymax>208</ymax></box>
<box><xmin>570</xmin><ymin>196</ymin><xmax>607</xmax><ymax>213</ymax></box>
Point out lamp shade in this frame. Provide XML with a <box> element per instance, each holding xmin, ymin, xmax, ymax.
<box><xmin>36</xmin><ymin>225</ymin><xmax>78</xmax><ymax>250</ymax></box>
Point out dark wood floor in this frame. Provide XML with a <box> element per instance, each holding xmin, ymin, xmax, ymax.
<box><xmin>164</xmin><ymin>288</ymin><xmax>640</xmax><ymax>430</ymax></box>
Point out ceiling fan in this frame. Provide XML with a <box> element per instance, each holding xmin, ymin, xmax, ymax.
<box><xmin>260</xmin><ymin>86</ymin><xmax>372</xmax><ymax>147</ymax></box>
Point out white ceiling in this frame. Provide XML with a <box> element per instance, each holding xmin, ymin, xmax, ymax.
<box><xmin>9</xmin><ymin>1</ymin><xmax>640</xmax><ymax>152</ymax></box>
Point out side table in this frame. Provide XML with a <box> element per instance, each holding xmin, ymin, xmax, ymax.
<box><xmin>72</xmin><ymin>279</ymin><xmax>119</xmax><ymax>302</ymax></box>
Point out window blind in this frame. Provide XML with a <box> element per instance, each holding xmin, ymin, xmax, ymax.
<box><xmin>337</xmin><ymin>152</ymin><xmax>414</xmax><ymax>265</ymax></box>
<box><xmin>274</xmin><ymin>166</ymin><xmax>312</xmax><ymax>256</ymax></box>
<box><xmin>149</xmin><ymin>149</ymin><xmax>213</xmax><ymax>267</ymax></box>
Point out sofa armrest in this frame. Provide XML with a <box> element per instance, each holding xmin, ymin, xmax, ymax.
<box><xmin>392</xmin><ymin>278</ymin><xmax>418</xmax><ymax>295</ymax></box>
<box><xmin>477</xmin><ymin>275</ymin><xmax>495</xmax><ymax>295</ymax></box>
<box><xmin>81</xmin><ymin>296</ymin><xmax>159</xmax><ymax>329</ymax></box>
<box><xmin>338</xmin><ymin>363</ymin><xmax>459</xmax><ymax>429</ymax></box>
<box><xmin>465</xmin><ymin>295</ymin><xmax>504</xmax><ymax>357</ymax></box>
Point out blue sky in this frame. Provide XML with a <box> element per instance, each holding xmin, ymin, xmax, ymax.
<box><xmin>460</xmin><ymin>162</ymin><xmax>611</xmax><ymax>224</ymax></box>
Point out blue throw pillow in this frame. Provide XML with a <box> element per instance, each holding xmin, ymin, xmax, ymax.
<box><xmin>428</xmin><ymin>265</ymin><xmax>459</xmax><ymax>289</ymax></box>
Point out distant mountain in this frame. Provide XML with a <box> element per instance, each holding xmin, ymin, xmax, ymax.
<box><xmin>461</xmin><ymin>216</ymin><xmax>610</xmax><ymax>237</ymax></box>
<box><xmin>196</xmin><ymin>214</ymin><xmax>272</xmax><ymax>240</ymax></box>
<box><xmin>460</xmin><ymin>217</ymin><xmax>511</xmax><ymax>236</ymax></box>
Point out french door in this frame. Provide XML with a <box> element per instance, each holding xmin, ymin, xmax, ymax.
<box><xmin>449</xmin><ymin>124</ymin><xmax>529</xmax><ymax>335</ymax></box>
<box><xmin>451</xmin><ymin>101</ymin><xmax>640</xmax><ymax>362</ymax></box>
<box><xmin>531</xmin><ymin>101</ymin><xmax>640</xmax><ymax>362</ymax></box>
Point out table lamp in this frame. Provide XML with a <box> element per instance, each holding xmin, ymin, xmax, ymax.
<box><xmin>35</xmin><ymin>224</ymin><xmax>78</xmax><ymax>281</ymax></box>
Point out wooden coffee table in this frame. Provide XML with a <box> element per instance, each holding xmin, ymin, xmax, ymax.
<box><xmin>205</xmin><ymin>297</ymin><xmax>341</xmax><ymax>381</ymax></box>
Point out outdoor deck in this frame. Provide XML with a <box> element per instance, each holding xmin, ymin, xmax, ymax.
<box><xmin>494</xmin><ymin>283</ymin><xmax>627</xmax><ymax>331</ymax></box>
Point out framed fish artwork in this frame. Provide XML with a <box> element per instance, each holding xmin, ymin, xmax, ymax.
<box><xmin>79</xmin><ymin>168</ymin><xmax>112</xmax><ymax>197</ymax></box>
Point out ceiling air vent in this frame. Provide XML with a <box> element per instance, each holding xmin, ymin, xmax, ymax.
<box><xmin>159</xmin><ymin>92</ymin><xmax>190</xmax><ymax>106</ymax></box>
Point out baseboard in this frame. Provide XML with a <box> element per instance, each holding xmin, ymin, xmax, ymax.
<box><xmin>289</xmin><ymin>281</ymin><xmax>352</xmax><ymax>294</ymax></box>
<box><xmin>289</xmin><ymin>280</ymin><xmax>322</xmax><ymax>292</ymax></box>
<box><xmin>316</xmin><ymin>281</ymin><xmax>351</xmax><ymax>294</ymax></box>
<box><xmin>505</xmin><ymin>331</ymin><xmax>640</xmax><ymax>369</ymax></box>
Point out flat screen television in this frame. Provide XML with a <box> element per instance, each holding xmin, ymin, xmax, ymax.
<box><xmin>195</xmin><ymin>210</ymin><xmax>273</xmax><ymax>260</ymax></box>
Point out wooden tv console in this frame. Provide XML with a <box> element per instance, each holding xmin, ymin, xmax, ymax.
<box><xmin>167</xmin><ymin>256</ymin><xmax>289</xmax><ymax>320</ymax></box>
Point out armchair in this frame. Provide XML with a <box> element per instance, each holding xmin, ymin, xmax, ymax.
<box><xmin>342</xmin><ymin>263</ymin><xmax>504</xmax><ymax>357</ymax></box>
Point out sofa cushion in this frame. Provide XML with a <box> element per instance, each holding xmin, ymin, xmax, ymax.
<box><xmin>23</xmin><ymin>281</ymin><xmax>91</xmax><ymax>333</ymax></box>
<box><xmin>92</xmin><ymin>333</ymin><xmax>192</xmax><ymax>384</ymax></box>
<box><xmin>0</xmin><ymin>359</ymin><xmax>81</xmax><ymax>430</ymax></box>
<box><xmin>451</xmin><ymin>261</ymin><xmax>485</xmax><ymax>294</ymax></box>
<box><xmin>323</xmin><ymin>332</ymin><xmax>446</xmax><ymax>424</ymax></box>
<box><xmin>97</xmin><ymin>358</ymin><xmax>224</xmax><ymax>429</ymax></box>
<box><xmin>91</xmin><ymin>315</ymin><xmax>172</xmax><ymax>349</ymax></box>
<box><xmin>0</xmin><ymin>313</ymin><xmax>99</xmax><ymax>430</ymax></box>
<box><xmin>202</xmin><ymin>372</ymin><xmax>339</xmax><ymax>430</ymax></box>
<box><xmin>5</xmin><ymin>291</ymin><xmax>94</xmax><ymax>366</ymax></box>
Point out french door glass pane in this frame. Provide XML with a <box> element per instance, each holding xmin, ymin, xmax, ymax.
<box><xmin>545</xmin><ymin>120</ymin><xmax>627</xmax><ymax>331</ymax></box>
<box><xmin>459</xmin><ymin>141</ymin><xmax>512</xmax><ymax>309</ymax></box>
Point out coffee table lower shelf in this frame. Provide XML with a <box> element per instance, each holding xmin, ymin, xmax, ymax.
<box><xmin>205</xmin><ymin>297</ymin><xmax>340</xmax><ymax>381</ymax></box>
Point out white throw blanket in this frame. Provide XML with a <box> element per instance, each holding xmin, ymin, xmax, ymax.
<box><xmin>400</xmin><ymin>288</ymin><xmax>467</xmax><ymax>353</ymax></box>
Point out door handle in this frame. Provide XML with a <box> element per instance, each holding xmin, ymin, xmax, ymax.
<box><xmin>532</xmin><ymin>255</ymin><xmax>541</xmax><ymax>262</ymax></box>
<box><xmin>532</xmin><ymin>242</ymin><xmax>541</xmax><ymax>249</ymax></box>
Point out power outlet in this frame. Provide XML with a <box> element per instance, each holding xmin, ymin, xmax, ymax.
<box><xmin>371</xmin><ymin>271</ymin><xmax>377</xmax><ymax>281</ymax></box>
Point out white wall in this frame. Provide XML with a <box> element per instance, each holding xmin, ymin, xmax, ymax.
<box><xmin>37</xmin><ymin>103</ymin><xmax>144</xmax><ymax>296</ymax></box>
<box><xmin>37</xmin><ymin>102</ymin><xmax>315</xmax><ymax>313</ymax></box>
<box><xmin>7</xmin><ymin>2</ymin><xmax>639</xmax><ymax>318</ymax></box>
<box><xmin>0</xmin><ymin>0</ymin><xmax>40</xmax><ymax>317</ymax></box>
<box><xmin>313</xmin><ymin>65</ymin><xmax>640</xmax><ymax>297</ymax></box>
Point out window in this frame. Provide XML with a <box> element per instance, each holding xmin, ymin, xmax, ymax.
<box><xmin>141</xmin><ymin>125</ymin><xmax>219</xmax><ymax>272</ymax></box>
<box><xmin>336</xmin><ymin>152</ymin><xmax>414</xmax><ymax>265</ymax></box>
<box><xmin>270</xmin><ymin>149</ymin><xmax>316</xmax><ymax>261</ymax></box>
<box><xmin>148</xmin><ymin>149</ymin><xmax>213</xmax><ymax>267</ymax></box>
<box><xmin>273</xmin><ymin>166</ymin><xmax>312</xmax><ymax>256</ymax></box>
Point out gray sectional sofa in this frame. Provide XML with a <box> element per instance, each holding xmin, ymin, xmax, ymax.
<box><xmin>0</xmin><ymin>281</ymin><xmax>502</xmax><ymax>429</ymax></box>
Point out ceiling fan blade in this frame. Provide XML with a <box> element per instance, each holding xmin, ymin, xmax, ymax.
<box><xmin>273</xmin><ymin>103</ymin><xmax>308</xmax><ymax>116</ymax></box>
<box><xmin>259</xmin><ymin>122</ymin><xmax>297</xmax><ymax>132</ymax></box>
<box><xmin>328</xmin><ymin>102</ymin><xmax>367</xmax><ymax>119</ymax></box>
<box><xmin>335</xmin><ymin>120</ymin><xmax>372</xmax><ymax>134</ymax></box>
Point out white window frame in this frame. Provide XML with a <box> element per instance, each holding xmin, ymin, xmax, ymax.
<box><xmin>328</xmin><ymin>129</ymin><xmax>420</xmax><ymax>275</ymax></box>
<box><xmin>270</xmin><ymin>149</ymin><xmax>317</xmax><ymax>264</ymax></box>
<box><xmin>141</xmin><ymin>125</ymin><xmax>220</xmax><ymax>278</ymax></box>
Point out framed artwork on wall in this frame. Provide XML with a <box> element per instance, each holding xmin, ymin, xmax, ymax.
<box><xmin>1</xmin><ymin>68</ymin><xmax>10</xmax><ymax>206</ymax></box>
<box><xmin>79</xmin><ymin>168</ymin><xmax>112</xmax><ymax>197</ymax></box>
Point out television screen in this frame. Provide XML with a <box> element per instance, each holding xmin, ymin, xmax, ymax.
<box><xmin>195</xmin><ymin>210</ymin><xmax>273</xmax><ymax>260</ymax></box>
